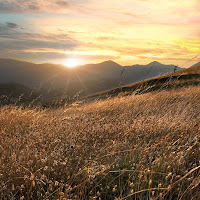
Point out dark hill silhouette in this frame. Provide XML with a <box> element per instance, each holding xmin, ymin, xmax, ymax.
<box><xmin>0</xmin><ymin>58</ymin><xmax>183</xmax><ymax>99</ymax></box>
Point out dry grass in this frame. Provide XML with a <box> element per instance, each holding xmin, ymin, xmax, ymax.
<box><xmin>0</xmin><ymin>86</ymin><xmax>200</xmax><ymax>199</ymax></box>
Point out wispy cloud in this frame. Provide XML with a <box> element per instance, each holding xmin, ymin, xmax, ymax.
<box><xmin>0</xmin><ymin>23</ymin><xmax>79</xmax><ymax>52</ymax></box>
<box><xmin>0</xmin><ymin>0</ymin><xmax>71</xmax><ymax>13</ymax></box>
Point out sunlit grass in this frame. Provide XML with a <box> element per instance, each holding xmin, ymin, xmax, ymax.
<box><xmin>0</xmin><ymin>86</ymin><xmax>199</xmax><ymax>199</ymax></box>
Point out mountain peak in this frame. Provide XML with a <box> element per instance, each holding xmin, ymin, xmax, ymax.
<box><xmin>147</xmin><ymin>61</ymin><xmax>162</xmax><ymax>66</ymax></box>
<box><xmin>101</xmin><ymin>60</ymin><xmax>121</xmax><ymax>66</ymax></box>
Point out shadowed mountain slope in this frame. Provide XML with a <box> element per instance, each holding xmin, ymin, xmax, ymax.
<box><xmin>0</xmin><ymin>58</ymin><xmax>183</xmax><ymax>100</ymax></box>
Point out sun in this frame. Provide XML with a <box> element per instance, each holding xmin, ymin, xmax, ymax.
<box><xmin>63</xmin><ymin>58</ymin><xmax>81</xmax><ymax>68</ymax></box>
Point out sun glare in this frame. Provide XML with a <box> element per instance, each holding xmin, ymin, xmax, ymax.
<box><xmin>63</xmin><ymin>58</ymin><xmax>81</xmax><ymax>68</ymax></box>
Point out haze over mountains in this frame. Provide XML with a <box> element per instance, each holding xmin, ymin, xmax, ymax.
<box><xmin>0</xmin><ymin>58</ymin><xmax>183</xmax><ymax>100</ymax></box>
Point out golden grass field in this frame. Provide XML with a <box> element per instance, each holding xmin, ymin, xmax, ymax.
<box><xmin>0</xmin><ymin>86</ymin><xmax>200</xmax><ymax>199</ymax></box>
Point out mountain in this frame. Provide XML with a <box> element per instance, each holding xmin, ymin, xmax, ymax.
<box><xmin>0</xmin><ymin>58</ymin><xmax>183</xmax><ymax>100</ymax></box>
<box><xmin>0</xmin><ymin>58</ymin><xmax>69</xmax><ymax>88</ymax></box>
<box><xmin>122</xmin><ymin>61</ymin><xmax>181</xmax><ymax>85</ymax></box>
<box><xmin>84</xmin><ymin>62</ymin><xmax>200</xmax><ymax>101</ymax></box>
<box><xmin>66</xmin><ymin>60</ymin><xmax>123</xmax><ymax>95</ymax></box>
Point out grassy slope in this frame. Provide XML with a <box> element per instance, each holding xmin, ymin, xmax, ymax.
<box><xmin>0</xmin><ymin>86</ymin><xmax>199</xmax><ymax>199</ymax></box>
<box><xmin>83</xmin><ymin>65</ymin><xmax>200</xmax><ymax>101</ymax></box>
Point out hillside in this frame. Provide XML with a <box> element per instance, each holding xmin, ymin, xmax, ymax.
<box><xmin>0</xmin><ymin>58</ymin><xmax>182</xmax><ymax>99</ymax></box>
<box><xmin>0</xmin><ymin>86</ymin><xmax>199</xmax><ymax>199</ymax></box>
<box><xmin>0</xmin><ymin>83</ymin><xmax>39</xmax><ymax>106</ymax></box>
<box><xmin>170</xmin><ymin>64</ymin><xmax>200</xmax><ymax>75</ymax></box>
<box><xmin>83</xmin><ymin>64</ymin><xmax>200</xmax><ymax>101</ymax></box>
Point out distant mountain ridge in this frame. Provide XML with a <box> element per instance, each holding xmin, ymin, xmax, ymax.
<box><xmin>0</xmin><ymin>58</ymin><xmax>183</xmax><ymax>99</ymax></box>
<box><xmin>123</xmin><ymin>61</ymin><xmax>181</xmax><ymax>85</ymax></box>
<box><xmin>83</xmin><ymin>62</ymin><xmax>200</xmax><ymax>102</ymax></box>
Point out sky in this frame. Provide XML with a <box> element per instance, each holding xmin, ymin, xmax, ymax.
<box><xmin>0</xmin><ymin>0</ymin><xmax>200</xmax><ymax>67</ymax></box>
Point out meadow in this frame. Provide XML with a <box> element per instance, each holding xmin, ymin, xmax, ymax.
<box><xmin>0</xmin><ymin>86</ymin><xmax>199</xmax><ymax>199</ymax></box>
